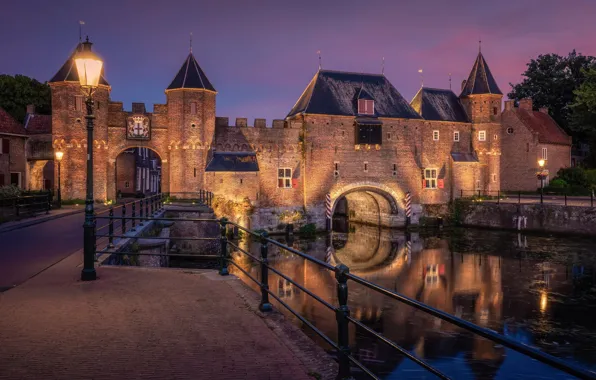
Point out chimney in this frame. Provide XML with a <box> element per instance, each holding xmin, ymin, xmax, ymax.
<box><xmin>518</xmin><ymin>98</ymin><xmax>533</xmax><ymax>111</ymax></box>
<box><xmin>504</xmin><ymin>100</ymin><xmax>515</xmax><ymax>111</ymax></box>
<box><xmin>539</xmin><ymin>107</ymin><xmax>549</xmax><ymax>114</ymax></box>
<box><xmin>26</xmin><ymin>104</ymin><xmax>35</xmax><ymax>114</ymax></box>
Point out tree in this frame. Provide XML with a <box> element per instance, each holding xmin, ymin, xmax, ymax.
<box><xmin>571</xmin><ymin>67</ymin><xmax>596</xmax><ymax>133</ymax></box>
<box><xmin>0</xmin><ymin>74</ymin><xmax>51</xmax><ymax>123</ymax></box>
<box><xmin>508</xmin><ymin>50</ymin><xmax>596</xmax><ymax>134</ymax></box>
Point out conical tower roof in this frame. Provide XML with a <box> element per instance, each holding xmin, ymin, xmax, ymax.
<box><xmin>167</xmin><ymin>53</ymin><xmax>215</xmax><ymax>92</ymax></box>
<box><xmin>460</xmin><ymin>52</ymin><xmax>501</xmax><ymax>97</ymax></box>
<box><xmin>49</xmin><ymin>41</ymin><xmax>109</xmax><ymax>86</ymax></box>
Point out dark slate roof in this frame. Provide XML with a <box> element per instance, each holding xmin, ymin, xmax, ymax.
<box><xmin>50</xmin><ymin>43</ymin><xmax>109</xmax><ymax>85</ymax></box>
<box><xmin>410</xmin><ymin>87</ymin><xmax>470</xmax><ymax>122</ymax></box>
<box><xmin>514</xmin><ymin>109</ymin><xmax>571</xmax><ymax>145</ymax></box>
<box><xmin>287</xmin><ymin>70</ymin><xmax>421</xmax><ymax>119</ymax></box>
<box><xmin>167</xmin><ymin>53</ymin><xmax>216</xmax><ymax>91</ymax></box>
<box><xmin>451</xmin><ymin>152</ymin><xmax>479</xmax><ymax>162</ymax></box>
<box><xmin>0</xmin><ymin>108</ymin><xmax>27</xmax><ymax>135</ymax></box>
<box><xmin>460</xmin><ymin>52</ymin><xmax>502</xmax><ymax>97</ymax></box>
<box><xmin>205</xmin><ymin>152</ymin><xmax>259</xmax><ymax>172</ymax></box>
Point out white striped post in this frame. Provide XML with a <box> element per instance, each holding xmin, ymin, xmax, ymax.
<box><xmin>325</xmin><ymin>245</ymin><xmax>334</xmax><ymax>264</ymax></box>
<box><xmin>325</xmin><ymin>193</ymin><xmax>332</xmax><ymax>231</ymax></box>
<box><xmin>404</xmin><ymin>191</ymin><xmax>412</xmax><ymax>227</ymax></box>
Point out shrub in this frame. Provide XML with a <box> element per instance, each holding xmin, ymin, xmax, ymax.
<box><xmin>555</xmin><ymin>167</ymin><xmax>589</xmax><ymax>188</ymax></box>
<box><xmin>298</xmin><ymin>223</ymin><xmax>316</xmax><ymax>237</ymax></box>
<box><xmin>548</xmin><ymin>178</ymin><xmax>568</xmax><ymax>189</ymax></box>
<box><xmin>0</xmin><ymin>185</ymin><xmax>21</xmax><ymax>199</ymax></box>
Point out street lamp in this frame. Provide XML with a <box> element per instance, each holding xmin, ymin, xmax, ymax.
<box><xmin>538</xmin><ymin>159</ymin><xmax>546</xmax><ymax>204</ymax></box>
<box><xmin>75</xmin><ymin>37</ymin><xmax>103</xmax><ymax>282</ymax></box>
<box><xmin>55</xmin><ymin>151</ymin><xmax>63</xmax><ymax>208</ymax></box>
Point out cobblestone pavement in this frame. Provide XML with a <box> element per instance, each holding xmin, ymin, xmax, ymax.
<box><xmin>0</xmin><ymin>253</ymin><xmax>313</xmax><ymax>380</ymax></box>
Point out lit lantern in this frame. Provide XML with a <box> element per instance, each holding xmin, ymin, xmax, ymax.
<box><xmin>74</xmin><ymin>37</ymin><xmax>103</xmax><ymax>89</ymax></box>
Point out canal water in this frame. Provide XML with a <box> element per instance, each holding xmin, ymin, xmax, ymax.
<box><xmin>229</xmin><ymin>223</ymin><xmax>596</xmax><ymax>379</ymax></box>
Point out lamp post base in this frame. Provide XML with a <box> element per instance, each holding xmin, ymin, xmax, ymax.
<box><xmin>81</xmin><ymin>268</ymin><xmax>97</xmax><ymax>281</ymax></box>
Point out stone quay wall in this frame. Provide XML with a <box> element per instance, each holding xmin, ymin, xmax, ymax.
<box><xmin>455</xmin><ymin>201</ymin><xmax>596</xmax><ymax>235</ymax></box>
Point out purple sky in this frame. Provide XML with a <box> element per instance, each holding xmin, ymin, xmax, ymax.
<box><xmin>1</xmin><ymin>0</ymin><xmax>595</xmax><ymax>124</ymax></box>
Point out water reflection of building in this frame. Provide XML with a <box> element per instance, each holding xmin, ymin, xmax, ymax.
<box><xmin>229</xmin><ymin>226</ymin><xmax>596</xmax><ymax>378</ymax></box>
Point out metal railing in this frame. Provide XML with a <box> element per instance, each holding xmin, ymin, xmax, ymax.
<box><xmin>459</xmin><ymin>189</ymin><xmax>596</xmax><ymax>207</ymax></box>
<box><xmin>0</xmin><ymin>192</ymin><xmax>52</xmax><ymax>221</ymax></box>
<box><xmin>165</xmin><ymin>191</ymin><xmax>213</xmax><ymax>207</ymax></box>
<box><xmin>91</xmin><ymin>203</ymin><xmax>596</xmax><ymax>380</ymax></box>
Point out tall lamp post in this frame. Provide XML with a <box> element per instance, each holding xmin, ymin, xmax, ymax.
<box><xmin>75</xmin><ymin>37</ymin><xmax>103</xmax><ymax>282</ymax></box>
<box><xmin>538</xmin><ymin>159</ymin><xmax>546</xmax><ymax>204</ymax></box>
<box><xmin>55</xmin><ymin>151</ymin><xmax>63</xmax><ymax>208</ymax></box>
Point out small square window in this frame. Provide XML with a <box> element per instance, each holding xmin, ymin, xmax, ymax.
<box><xmin>433</xmin><ymin>130</ymin><xmax>439</xmax><ymax>141</ymax></box>
<box><xmin>124</xmin><ymin>181</ymin><xmax>130</xmax><ymax>188</ymax></box>
<box><xmin>454</xmin><ymin>131</ymin><xmax>460</xmax><ymax>142</ymax></box>
<box><xmin>507</xmin><ymin>127</ymin><xmax>514</xmax><ymax>134</ymax></box>
<box><xmin>364</xmin><ymin>162</ymin><xmax>368</xmax><ymax>172</ymax></box>
<box><xmin>358</xmin><ymin>99</ymin><xmax>375</xmax><ymax>115</ymax></box>
<box><xmin>478</xmin><ymin>131</ymin><xmax>486</xmax><ymax>141</ymax></box>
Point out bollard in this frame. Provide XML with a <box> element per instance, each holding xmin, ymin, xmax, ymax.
<box><xmin>259</xmin><ymin>232</ymin><xmax>273</xmax><ymax>312</ymax></box>
<box><xmin>335</xmin><ymin>264</ymin><xmax>353</xmax><ymax>379</ymax></box>
<box><xmin>131</xmin><ymin>201</ymin><xmax>137</xmax><ymax>230</ymax></box>
<box><xmin>108</xmin><ymin>206</ymin><xmax>115</xmax><ymax>248</ymax></box>
<box><xmin>122</xmin><ymin>203</ymin><xmax>127</xmax><ymax>234</ymax></box>
<box><xmin>219</xmin><ymin>218</ymin><xmax>229</xmax><ymax>276</ymax></box>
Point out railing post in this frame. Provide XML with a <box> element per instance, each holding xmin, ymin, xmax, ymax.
<box><xmin>592</xmin><ymin>191</ymin><xmax>594</xmax><ymax>207</ymax></box>
<box><xmin>108</xmin><ymin>205</ymin><xmax>114</xmax><ymax>248</ymax></box>
<box><xmin>121</xmin><ymin>203</ymin><xmax>127</xmax><ymax>234</ymax></box>
<box><xmin>145</xmin><ymin>197</ymin><xmax>149</xmax><ymax>221</ymax></box>
<box><xmin>131</xmin><ymin>201</ymin><xmax>136</xmax><ymax>231</ymax></box>
<box><xmin>335</xmin><ymin>264</ymin><xmax>353</xmax><ymax>380</ymax></box>
<box><xmin>259</xmin><ymin>232</ymin><xmax>273</xmax><ymax>312</ymax></box>
<box><xmin>139</xmin><ymin>197</ymin><xmax>144</xmax><ymax>225</ymax></box>
<box><xmin>564</xmin><ymin>193</ymin><xmax>567</xmax><ymax>206</ymax></box>
<box><xmin>460</xmin><ymin>189</ymin><xmax>463</xmax><ymax>198</ymax></box>
<box><xmin>46</xmin><ymin>193</ymin><xmax>51</xmax><ymax>214</ymax></box>
<box><xmin>518</xmin><ymin>191</ymin><xmax>521</xmax><ymax>204</ymax></box>
<box><xmin>219</xmin><ymin>218</ymin><xmax>229</xmax><ymax>276</ymax></box>
<box><xmin>497</xmin><ymin>190</ymin><xmax>500</xmax><ymax>205</ymax></box>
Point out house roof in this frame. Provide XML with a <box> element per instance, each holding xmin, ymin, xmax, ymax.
<box><xmin>515</xmin><ymin>109</ymin><xmax>571</xmax><ymax>145</ymax></box>
<box><xmin>451</xmin><ymin>152</ymin><xmax>479</xmax><ymax>162</ymax></box>
<box><xmin>205</xmin><ymin>152</ymin><xmax>259</xmax><ymax>172</ymax></box>
<box><xmin>287</xmin><ymin>70</ymin><xmax>421</xmax><ymax>119</ymax></box>
<box><xmin>50</xmin><ymin>42</ymin><xmax>110</xmax><ymax>86</ymax></box>
<box><xmin>0</xmin><ymin>108</ymin><xmax>27</xmax><ymax>135</ymax></box>
<box><xmin>460</xmin><ymin>52</ymin><xmax>502</xmax><ymax>97</ymax></box>
<box><xmin>411</xmin><ymin>87</ymin><xmax>469</xmax><ymax>122</ymax></box>
<box><xmin>167</xmin><ymin>53</ymin><xmax>216</xmax><ymax>91</ymax></box>
<box><xmin>25</xmin><ymin>114</ymin><xmax>52</xmax><ymax>134</ymax></box>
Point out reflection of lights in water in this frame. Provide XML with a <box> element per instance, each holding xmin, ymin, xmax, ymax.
<box><xmin>540</xmin><ymin>291</ymin><xmax>548</xmax><ymax>313</ymax></box>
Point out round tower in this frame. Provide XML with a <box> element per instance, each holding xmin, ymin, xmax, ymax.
<box><xmin>49</xmin><ymin>39</ymin><xmax>111</xmax><ymax>200</ymax></box>
<box><xmin>165</xmin><ymin>52</ymin><xmax>216</xmax><ymax>194</ymax></box>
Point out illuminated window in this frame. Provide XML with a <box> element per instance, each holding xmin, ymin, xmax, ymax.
<box><xmin>453</xmin><ymin>131</ymin><xmax>460</xmax><ymax>142</ymax></box>
<box><xmin>433</xmin><ymin>130</ymin><xmax>439</xmax><ymax>141</ymax></box>
<box><xmin>358</xmin><ymin>99</ymin><xmax>374</xmax><ymax>115</ymax></box>
<box><xmin>542</xmin><ymin>147</ymin><xmax>548</xmax><ymax>160</ymax></box>
<box><xmin>278</xmin><ymin>168</ymin><xmax>292</xmax><ymax>188</ymax></box>
<box><xmin>424</xmin><ymin>169</ymin><xmax>437</xmax><ymax>189</ymax></box>
<box><xmin>478</xmin><ymin>130</ymin><xmax>486</xmax><ymax>141</ymax></box>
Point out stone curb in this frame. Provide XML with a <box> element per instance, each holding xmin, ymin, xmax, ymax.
<box><xmin>0</xmin><ymin>209</ymin><xmax>84</xmax><ymax>235</ymax></box>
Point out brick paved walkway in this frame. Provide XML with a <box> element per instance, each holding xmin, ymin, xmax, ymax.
<box><xmin>0</xmin><ymin>253</ymin><xmax>313</xmax><ymax>380</ymax></box>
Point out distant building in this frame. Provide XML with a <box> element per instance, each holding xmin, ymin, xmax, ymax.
<box><xmin>500</xmin><ymin>99</ymin><xmax>572</xmax><ymax>191</ymax></box>
<box><xmin>571</xmin><ymin>143</ymin><xmax>590</xmax><ymax>167</ymax></box>
<box><xmin>0</xmin><ymin>108</ymin><xmax>28</xmax><ymax>188</ymax></box>
<box><xmin>24</xmin><ymin>105</ymin><xmax>53</xmax><ymax>190</ymax></box>
<box><xmin>116</xmin><ymin>147</ymin><xmax>161</xmax><ymax>197</ymax></box>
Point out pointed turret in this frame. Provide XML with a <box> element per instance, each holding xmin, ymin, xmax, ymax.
<box><xmin>166</xmin><ymin>53</ymin><xmax>215</xmax><ymax>92</ymax></box>
<box><xmin>460</xmin><ymin>52</ymin><xmax>501</xmax><ymax>97</ymax></box>
<box><xmin>49</xmin><ymin>42</ymin><xmax>109</xmax><ymax>86</ymax></box>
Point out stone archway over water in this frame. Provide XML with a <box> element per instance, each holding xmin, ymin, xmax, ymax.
<box><xmin>330</xmin><ymin>183</ymin><xmax>406</xmax><ymax>228</ymax></box>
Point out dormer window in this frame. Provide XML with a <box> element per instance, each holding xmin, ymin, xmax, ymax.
<box><xmin>358</xmin><ymin>99</ymin><xmax>375</xmax><ymax>115</ymax></box>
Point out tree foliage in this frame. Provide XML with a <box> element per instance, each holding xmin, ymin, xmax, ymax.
<box><xmin>0</xmin><ymin>74</ymin><xmax>51</xmax><ymax>123</ymax></box>
<box><xmin>508</xmin><ymin>50</ymin><xmax>596</xmax><ymax>133</ymax></box>
<box><xmin>570</xmin><ymin>67</ymin><xmax>596</xmax><ymax>134</ymax></box>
